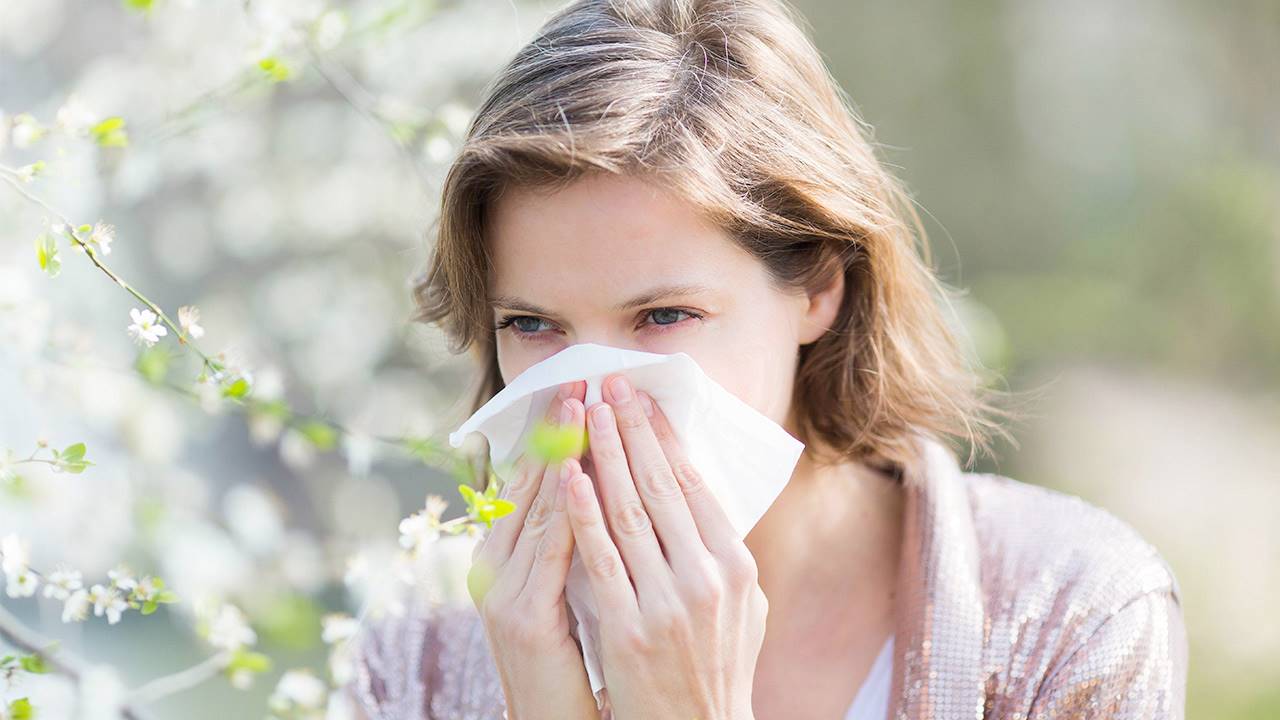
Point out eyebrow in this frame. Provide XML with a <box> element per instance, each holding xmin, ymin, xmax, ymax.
<box><xmin>488</xmin><ymin>282</ymin><xmax>716</xmax><ymax>316</ymax></box>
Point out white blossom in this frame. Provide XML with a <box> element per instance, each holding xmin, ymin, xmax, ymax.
<box><xmin>62</xmin><ymin>589</ymin><xmax>91</xmax><ymax>622</ymax></box>
<box><xmin>86</xmin><ymin>221</ymin><xmax>115</xmax><ymax>255</ymax></box>
<box><xmin>6</xmin><ymin>568</ymin><xmax>38</xmax><ymax>598</ymax></box>
<box><xmin>268</xmin><ymin>669</ymin><xmax>328</xmax><ymax>711</ymax></box>
<box><xmin>397</xmin><ymin>494</ymin><xmax>447</xmax><ymax>554</ymax></box>
<box><xmin>1</xmin><ymin>533</ymin><xmax>30</xmax><ymax>576</ymax></box>
<box><xmin>127</xmin><ymin>307</ymin><xmax>168</xmax><ymax>346</ymax></box>
<box><xmin>321</xmin><ymin>613</ymin><xmax>359</xmax><ymax>645</ymax></box>
<box><xmin>133</xmin><ymin>575</ymin><xmax>160</xmax><ymax>602</ymax></box>
<box><xmin>229</xmin><ymin>668</ymin><xmax>255</xmax><ymax>690</ymax></box>
<box><xmin>397</xmin><ymin>512</ymin><xmax>439</xmax><ymax>553</ymax></box>
<box><xmin>88</xmin><ymin>584</ymin><xmax>128</xmax><ymax>624</ymax></box>
<box><xmin>108</xmin><ymin>564</ymin><xmax>137</xmax><ymax>592</ymax></box>
<box><xmin>207</xmin><ymin>603</ymin><xmax>257</xmax><ymax>651</ymax></box>
<box><xmin>55</xmin><ymin>94</ymin><xmax>98</xmax><ymax>134</ymax></box>
<box><xmin>12</xmin><ymin>114</ymin><xmax>44</xmax><ymax>148</ymax></box>
<box><xmin>311</xmin><ymin>9</ymin><xmax>348</xmax><ymax>50</ymax></box>
<box><xmin>43</xmin><ymin>566</ymin><xmax>84</xmax><ymax>600</ymax></box>
<box><xmin>178</xmin><ymin>305</ymin><xmax>205</xmax><ymax>339</ymax></box>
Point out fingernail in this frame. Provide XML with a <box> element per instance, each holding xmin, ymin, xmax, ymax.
<box><xmin>592</xmin><ymin>403</ymin><xmax>613</xmax><ymax>430</ymax></box>
<box><xmin>560</xmin><ymin>398</ymin><xmax>573</xmax><ymax>424</ymax></box>
<box><xmin>639</xmin><ymin>392</ymin><xmax>654</xmax><ymax>417</ymax></box>
<box><xmin>609</xmin><ymin>375</ymin><xmax>632</xmax><ymax>402</ymax></box>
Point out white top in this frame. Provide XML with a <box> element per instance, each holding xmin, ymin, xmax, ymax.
<box><xmin>844</xmin><ymin>634</ymin><xmax>895</xmax><ymax>720</ymax></box>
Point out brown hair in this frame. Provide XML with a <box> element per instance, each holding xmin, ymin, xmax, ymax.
<box><xmin>414</xmin><ymin>0</ymin><xmax>1019</xmax><ymax>482</ymax></box>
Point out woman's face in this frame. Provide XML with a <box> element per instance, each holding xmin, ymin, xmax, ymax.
<box><xmin>485</xmin><ymin>172</ymin><xmax>843</xmax><ymax>432</ymax></box>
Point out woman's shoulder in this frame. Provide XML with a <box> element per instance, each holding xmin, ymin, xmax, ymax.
<box><xmin>957</xmin><ymin>471</ymin><xmax>1187</xmax><ymax>717</ymax></box>
<box><xmin>960</xmin><ymin>471</ymin><xmax>1181</xmax><ymax>608</ymax></box>
<box><xmin>346</xmin><ymin>600</ymin><xmax>506</xmax><ymax>720</ymax></box>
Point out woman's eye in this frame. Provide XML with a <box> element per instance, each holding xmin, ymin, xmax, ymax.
<box><xmin>494</xmin><ymin>308</ymin><xmax>702</xmax><ymax>339</ymax></box>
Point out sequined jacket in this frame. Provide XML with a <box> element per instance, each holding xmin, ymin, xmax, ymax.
<box><xmin>348</xmin><ymin>434</ymin><xmax>1188</xmax><ymax>719</ymax></box>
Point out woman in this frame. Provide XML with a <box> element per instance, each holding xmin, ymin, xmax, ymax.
<box><xmin>349</xmin><ymin>0</ymin><xmax>1187</xmax><ymax>718</ymax></box>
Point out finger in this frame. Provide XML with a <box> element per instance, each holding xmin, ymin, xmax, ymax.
<box><xmin>501</xmin><ymin>393</ymin><xmax>585</xmax><ymax>582</ymax></box>
<box><xmin>638</xmin><ymin>389</ymin><xmax>741</xmax><ymax>559</ymax></box>
<box><xmin>565</xmin><ymin>470</ymin><xmax>640</xmax><ymax>622</ymax></box>
<box><xmin>520</xmin><ymin>456</ymin><xmax>579</xmax><ymax>608</ymax></box>
<box><xmin>476</xmin><ymin>380</ymin><xmax>584</xmax><ymax>567</ymax></box>
<box><xmin>584</xmin><ymin>397</ymin><xmax>673</xmax><ymax>606</ymax></box>
<box><xmin>602</xmin><ymin>375</ymin><xmax>706</xmax><ymax>576</ymax></box>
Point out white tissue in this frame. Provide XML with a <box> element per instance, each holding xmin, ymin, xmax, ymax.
<box><xmin>448</xmin><ymin>342</ymin><xmax>805</xmax><ymax>710</ymax></box>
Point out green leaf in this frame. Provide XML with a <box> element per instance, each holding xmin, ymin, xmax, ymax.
<box><xmin>457</xmin><ymin>483</ymin><xmax>478</xmax><ymax>505</ymax></box>
<box><xmin>257</xmin><ymin>57</ymin><xmax>292</xmax><ymax>83</ymax></box>
<box><xmin>122</xmin><ymin>0</ymin><xmax>155</xmax><ymax>11</ymax></box>
<box><xmin>8</xmin><ymin>698</ymin><xmax>33</xmax><ymax>720</ymax></box>
<box><xmin>221</xmin><ymin>377</ymin><xmax>251</xmax><ymax>399</ymax></box>
<box><xmin>90</xmin><ymin>116</ymin><xmax>129</xmax><ymax>148</ymax></box>
<box><xmin>141</xmin><ymin>600</ymin><xmax>158</xmax><ymax>615</ymax></box>
<box><xmin>60</xmin><ymin>443</ymin><xmax>85</xmax><ymax>462</ymax></box>
<box><xmin>156</xmin><ymin>590</ymin><xmax>179</xmax><ymax>603</ymax></box>
<box><xmin>225</xmin><ymin>648</ymin><xmax>272</xmax><ymax>674</ymax></box>
<box><xmin>76</xmin><ymin>224</ymin><xmax>92</xmax><ymax>234</ymax></box>
<box><xmin>35</xmin><ymin>232</ymin><xmax>61</xmax><ymax>278</ymax></box>
<box><xmin>19</xmin><ymin>652</ymin><xmax>50</xmax><ymax>674</ymax></box>
<box><xmin>297</xmin><ymin>421</ymin><xmax>337</xmax><ymax>450</ymax></box>
<box><xmin>249</xmin><ymin>399</ymin><xmax>290</xmax><ymax>421</ymax></box>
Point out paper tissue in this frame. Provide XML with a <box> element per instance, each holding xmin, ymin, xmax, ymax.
<box><xmin>448</xmin><ymin>342</ymin><xmax>805</xmax><ymax>710</ymax></box>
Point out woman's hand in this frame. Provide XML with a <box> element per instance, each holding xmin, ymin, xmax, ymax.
<box><xmin>565</xmin><ymin>373</ymin><xmax>766</xmax><ymax>720</ymax></box>
<box><xmin>467</xmin><ymin>380</ymin><xmax>600</xmax><ymax>720</ymax></box>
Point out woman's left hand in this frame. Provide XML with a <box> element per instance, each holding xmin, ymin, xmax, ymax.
<box><xmin>564</xmin><ymin>372</ymin><xmax>766</xmax><ymax>720</ymax></box>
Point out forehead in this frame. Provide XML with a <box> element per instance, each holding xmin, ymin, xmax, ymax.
<box><xmin>485</xmin><ymin>173</ymin><xmax>759</xmax><ymax>305</ymax></box>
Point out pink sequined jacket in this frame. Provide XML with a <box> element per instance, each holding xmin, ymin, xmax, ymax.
<box><xmin>348</xmin><ymin>434</ymin><xmax>1188</xmax><ymax>719</ymax></box>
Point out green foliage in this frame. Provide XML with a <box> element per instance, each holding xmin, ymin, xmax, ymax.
<box><xmin>257</xmin><ymin>57</ymin><xmax>292</xmax><ymax>83</ymax></box>
<box><xmin>221</xmin><ymin>377</ymin><xmax>251</xmax><ymax>399</ymax></box>
<box><xmin>19</xmin><ymin>652</ymin><xmax>50</xmax><ymax>674</ymax></box>
<box><xmin>297</xmin><ymin>420</ymin><xmax>337</xmax><ymax>450</ymax></box>
<box><xmin>89</xmin><ymin>116</ymin><xmax>128</xmax><ymax>147</ymax></box>
<box><xmin>51</xmin><ymin>442</ymin><xmax>92</xmax><ymax>474</ymax></box>
<box><xmin>526</xmin><ymin>419</ymin><xmax>586</xmax><ymax>465</ymax></box>
<box><xmin>225</xmin><ymin>648</ymin><xmax>272</xmax><ymax>675</ymax></box>
<box><xmin>7</xmin><ymin>698</ymin><xmax>33</xmax><ymax>720</ymax></box>
<box><xmin>34</xmin><ymin>232</ymin><xmax>60</xmax><ymax>278</ymax></box>
<box><xmin>457</xmin><ymin>482</ymin><xmax>515</xmax><ymax>529</ymax></box>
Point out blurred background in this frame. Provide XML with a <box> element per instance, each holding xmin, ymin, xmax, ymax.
<box><xmin>1</xmin><ymin>0</ymin><xmax>1276</xmax><ymax>717</ymax></box>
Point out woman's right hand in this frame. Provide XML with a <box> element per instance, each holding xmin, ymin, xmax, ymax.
<box><xmin>467</xmin><ymin>379</ymin><xmax>600</xmax><ymax>720</ymax></box>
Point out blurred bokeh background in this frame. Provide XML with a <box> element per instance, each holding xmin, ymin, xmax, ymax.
<box><xmin>1</xmin><ymin>0</ymin><xmax>1276</xmax><ymax>717</ymax></box>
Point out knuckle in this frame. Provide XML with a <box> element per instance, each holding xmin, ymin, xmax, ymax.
<box><xmin>611</xmin><ymin>500</ymin><xmax>652</xmax><ymax>537</ymax></box>
<box><xmin>639</xmin><ymin>466</ymin><xmax>682</xmax><ymax>500</ymax></box>
<box><xmin>533</xmin><ymin>532</ymin><xmax>566</xmax><ymax>564</ymax></box>
<box><xmin>671</xmin><ymin>462</ymin><xmax>707</xmax><ymax>496</ymax></box>
<box><xmin>588</xmin><ymin>551</ymin><xmax>624</xmax><ymax>580</ymax></box>
<box><xmin>616</xmin><ymin>624</ymin><xmax>651</xmax><ymax>655</ymax></box>
<box><xmin>686</xmin><ymin>573</ymin><xmax>724</xmax><ymax>611</ymax></box>
<box><xmin>524</xmin><ymin>495</ymin><xmax>551</xmax><ymax>528</ymax></box>
<box><xmin>647</xmin><ymin>603</ymin><xmax>688</xmax><ymax>639</ymax></box>
<box><xmin>615</xmin><ymin>409</ymin><xmax>647</xmax><ymax>431</ymax></box>
<box><xmin>724</xmin><ymin>548</ymin><xmax>760</xmax><ymax>588</ymax></box>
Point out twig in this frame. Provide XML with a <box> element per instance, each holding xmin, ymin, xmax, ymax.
<box><xmin>0</xmin><ymin>603</ymin><xmax>153</xmax><ymax>720</ymax></box>
<box><xmin>303</xmin><ymin>41</ymin><xmax>431</xmax><ymax>187</ymax></box>
<box><xmin>124</xmin><ymin>651</ymin><xmax>230</xmax><ymax>706</ymax></box>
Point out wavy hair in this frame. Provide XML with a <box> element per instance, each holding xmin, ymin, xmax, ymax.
<box><xmin>413</xmin><ymin>0</ymin><xmax>1020</xmax><ymax>482</ymax></box>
